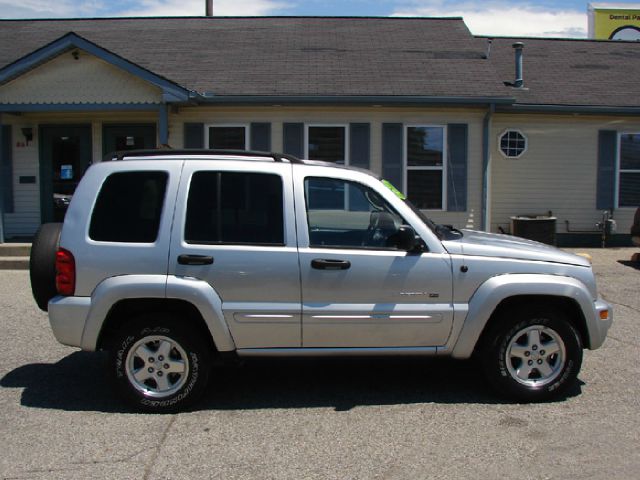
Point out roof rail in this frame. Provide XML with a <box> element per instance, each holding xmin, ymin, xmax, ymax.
<box><xmin>103</xmin><ymin>149</ymin><xmax>303</xmax><ymax>163</ymax></box>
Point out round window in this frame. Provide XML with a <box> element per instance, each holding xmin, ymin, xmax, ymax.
<box><xmin>499</xmin><ymin>130</ymin><xmax>527</xmax><ymax>158</ymax></box>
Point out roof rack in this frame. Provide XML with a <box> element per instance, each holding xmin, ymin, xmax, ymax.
<box><xmin>104</xmin><ymin>149</ymin><xmax>303</xmax><ymax>163</ymax></box>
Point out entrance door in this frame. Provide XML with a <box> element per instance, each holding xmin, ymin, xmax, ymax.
<box><xmin>103</xmin><ymin>124</ymin><xmax>156</xmax><ymax>155</ymax></box>
<box><xmin>40</xmin><ymin>125</ymin><xmax>92</xmax><ymax>223</ymax></box>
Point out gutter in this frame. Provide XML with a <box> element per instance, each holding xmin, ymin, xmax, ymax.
<box><xmin>497</xmin><ymin>104</ymin><xmax>640</xmax><ymax>115</ymax></box>
<box><xmin>191</xmin><ymin>94</ymin><xmax>515</xmax><ymax>107</ymax></box>
<box><xmin>0</xmin><ymin>112</ymin><xmax>4</xmax><ymax>243</ymax></box>
<box><xmin>481</xmin><ymin>104</ymin><xmax>495</xmax><ymax>232</ymax></box>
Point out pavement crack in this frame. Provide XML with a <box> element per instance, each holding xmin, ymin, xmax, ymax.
<box><xmin>605</xmin><ymin>334</ymin><xmax>639</xmax><ymax>347</ymax></box>
<box><xmin>69</xmin><ymin>447</ymin><xmax>150</xmax><ymax>466</ymax></box>
<box><xmin>5</xmin><ymin>465</ymin><xmax>90</xmax><ymax>478</ymax></box>
<box><xmin>608</xmin><ymin>300</ymin><xmax>640</xmax><ymax>315</ymax></box>
<box><xmin>143</xmin><ymin>415</ymin><xmax>176</xmax><ymax>480</ymax></box>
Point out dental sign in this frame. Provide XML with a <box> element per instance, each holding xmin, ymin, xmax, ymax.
<box><xmin>588</xmin><ymin>3</ymin><xmax>640</xmax><ymax>40</ymax></box>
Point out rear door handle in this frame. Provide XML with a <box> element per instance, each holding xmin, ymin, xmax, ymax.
<box><xmin>311</xmin><ymin>259</ymin><xmax>351</xmax><ymax>270</ymax></box>
<box><xmin>178</xmin><ymin>254</ymin><xmax>214</xmax><ymax>265</ymax></box>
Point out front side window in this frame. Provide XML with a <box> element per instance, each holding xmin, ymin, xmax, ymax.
<box><xmin>307</xmin><ymin>126</ymin><xmax>346</xmax><ymax>164</ymax></box>
<box><xmin>90</xmin><ymin>171</ymin><xmax>168</xmax><ymax>243</ymax></box>
<box><xmin>185</xmin><ymin>171</ymin><xmax>284</xmax><ymax>245</ymax></box>
<box><xmin>207</xmin><ymin>126</ymin><xmax>247</xmax><ymax>150</ymax></box>
<box><xmin>619</xmin><ymin>133</ymin><xmax>640</xmax><ymax>207</ymax></box>
<box><xmin>305</xmin><ymin>177</ymin><xmax>405</xmax><ymax>249</ymax></box>
<box><xmin>406</xmin><ymin>126</ymin><xmax>445</xmax><ymax>210</ymax></box>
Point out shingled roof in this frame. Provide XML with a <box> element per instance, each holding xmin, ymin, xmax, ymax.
<box><xmin>486</xmin><ymin>36</ymin><xmax>640</xmax><ymax>108</ymax></box>
<box><xmin>0</xmin><ymin>17</ymin><xmax>508</xmax><ymax>100</ymax></box>
<box><xmin>0</xmin><ymin>17</ymin><xmax>639</xmax><ymax>109</ymax></box>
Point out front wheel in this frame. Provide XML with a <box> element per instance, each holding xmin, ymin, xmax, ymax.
<box><xmin>481</xmin><ymin>310</ymin><xmax>583</xmax><ymax>402</ymax></box>
<box><xmin>108</xmin><ymin>314</ymin><xmax>211</xmax><ymax>412</ymax></box>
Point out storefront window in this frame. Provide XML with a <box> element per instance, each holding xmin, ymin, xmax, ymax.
<box><xmin>406</xmin><ymin>126</ymin><xmax>445</xmax><ymax>210</ymax></box>
<box><xmin>208</xmin><ymin>126</ymin><xmax>247</xmax><ymax>150</ymax></box>
<box><xmin>619</xmin><ymin>133</ymin><xmax>640</xmax><ymax>207</ymax></box>
<box><xmin>307</xmin><ymin>126</ymin><xmax>346</xmax><ymax>164</ymax></box>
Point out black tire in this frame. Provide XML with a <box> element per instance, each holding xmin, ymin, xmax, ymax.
<box><xmin>108</xmin><ymin>313</ymin><xmax>211</xmax><ymax>413</ymax></box>
<box><xmin>481</xmin><ymin>309</ymin><xmax>583</xmax><ymax>402</ymax></box>
<box><xmin>29</xmin><ymin>222</ymin><xmax>63</xmax><ymax>311</ymax></box>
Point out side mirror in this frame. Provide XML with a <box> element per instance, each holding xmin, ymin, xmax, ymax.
<box><xmin>390</xmin><ymin>225</ymin><xmax>420</xmax><ymax>252</ymax></box>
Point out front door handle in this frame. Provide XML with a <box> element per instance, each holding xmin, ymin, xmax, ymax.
<box><xmin>311</xmin><ymin>259</ymin><xmax>351</xmax><ymax>270</ymax></box>
<box><xmin>178</xmin><ymin>254</ymin><xmax>214</xmax><ymax>266</ymax></box>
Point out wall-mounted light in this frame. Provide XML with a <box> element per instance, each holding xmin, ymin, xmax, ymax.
<box><xmin>21</xmin><ymin>127</ymin><xmax>33</xmax><ymax>144</ymax></box>
<box><xmin>71</xmin><ymin>50</ymin><xmax>79</xmax><ymax>60</ymax></box>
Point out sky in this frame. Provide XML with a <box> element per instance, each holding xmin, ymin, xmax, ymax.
<box><xmin>0</xmin><ymin>0</ymin><xmax>635</xmax><ymax>38</ymax></box>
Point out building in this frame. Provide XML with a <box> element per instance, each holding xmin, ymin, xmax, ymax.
<box><xmin>0</xmin><ymin>16</ymin><xmax>639</xmax><ymax>245</ymax></box>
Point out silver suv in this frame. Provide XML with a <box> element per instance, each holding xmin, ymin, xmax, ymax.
<box><xmin>29</xmin><ymin>150</ymin><xmax>612</xmax><ymax>412</ymax></box>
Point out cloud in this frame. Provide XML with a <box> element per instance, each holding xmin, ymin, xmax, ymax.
<box><xmin>118</xmin><ymin>0</ymin><xmax>289</xmax><ymax>17</ymax></box>
<box><xmin>0</xmin><ymin>0</ymin><xmax>105</xmax><ymax>18</ymax></box>
<box><xmin>392</xmin><ymin>1</ymin><xmax>587</xmax><ymax>38</ymax></box>
<box><xmin>0</xmin><ymin>0</ymin><xmax>288</xmax><ymax>19</ymax></box>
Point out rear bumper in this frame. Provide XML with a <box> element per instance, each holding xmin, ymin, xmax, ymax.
<box><xmin>48</xmin><ymin>296</ymin><xmax>91</xmax><ymax>349</ymax></box>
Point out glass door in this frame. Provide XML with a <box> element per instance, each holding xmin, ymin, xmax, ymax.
<box><xmin>39</xmin><ymin>125</ymin><xmax>92</xmax><ymax>223</ymax></box>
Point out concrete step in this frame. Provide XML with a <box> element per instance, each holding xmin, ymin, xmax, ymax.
<box><xmin>0</xmin><ymin>243</ymin><xmax>31</xmax><ymax>257</ymax></box>
<box><xmin>0</xmin><ymin>256</ymin><xmax>29</xmax><ymax>270</ymax></box>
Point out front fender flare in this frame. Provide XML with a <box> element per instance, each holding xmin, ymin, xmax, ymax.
<box><xmin>449</xmin><ymin>274</ymin><xmax>596</xmax><ymax>359</ymax></box>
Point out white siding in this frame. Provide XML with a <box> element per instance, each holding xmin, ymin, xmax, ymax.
<box><xmin>0</xmin><ymin>51</ymin><xmax>162</xmax><ymax>104</ymax></box>
<box><xmin>172</xmin><ymin>106</ymin><xmax>485</xmax><ymax>230</ymax></box>
<box><xmin>490</xmin><ymin>114</ymin><xmax>640</xmax><ymax>235</ymax></box>
<box><xmin>3</xmin><ymin>118</ymin><xmax>40</xmax><ymax>237</ymax></box>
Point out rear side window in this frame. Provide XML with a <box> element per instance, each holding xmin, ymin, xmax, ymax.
<box><xmin>185</xmin><ymin>171</ymin><xmax>284</xmax><ymax>245</ymax></box>
<box><xmin>89</xmin><ymin>171</ymin><xmax>168</xmax><ymax>243</ymax></box>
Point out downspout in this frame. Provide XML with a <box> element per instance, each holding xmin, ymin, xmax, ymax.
<box><xmin>158</xmin><ymin>104</ymin><xmax>169</xmax><ymax>146</ymax></box>
<box><xmin>0</xmin><ymin>112</ymin><xmax>4</xmax><ymax>243</ymax></box>
<box><xmin>481</xmin><ymin>104</ymin><xmax>495</xmax><ymax>232</ymax></box>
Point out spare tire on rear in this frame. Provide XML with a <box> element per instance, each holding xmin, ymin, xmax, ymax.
<box><xmin>30</xmin><ymin>223</ymin><xmax>63</xmax><ymax>311</ymax></box>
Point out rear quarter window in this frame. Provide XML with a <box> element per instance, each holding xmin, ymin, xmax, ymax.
<box><xmin>89</xmin><ymin>171</ymin><xmax>168</xmax><ymax>243</ymax></box>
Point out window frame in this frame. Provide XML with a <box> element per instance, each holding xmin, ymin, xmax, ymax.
<box><xmin>498</xmin><ymin>129</ymin><xmax>528</xmax><ymax>159</ymax></box>
<box><xmin>403</xmin><ymin>124</ymin><xmax>447</xmax><ymax>211</ymax></box>
<box><xmin>304</xmin><ymin>124</ymin><xmax>349</xmax><ymax>165</ymax></box>
<box><xmin>615</xmin><ymin>131</ymin><xmax>640</xmax><ymax>208</ymax></box>
<box><xmin>204</xmin><ymin>123</ymin><xmax>250</xmax><ymax>151</ymax></box>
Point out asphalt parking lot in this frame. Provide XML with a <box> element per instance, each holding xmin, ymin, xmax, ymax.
<box><xmin>1</xmin><ymin>248</ymin><xmax>639</xmax><ymax>480</ymax></box>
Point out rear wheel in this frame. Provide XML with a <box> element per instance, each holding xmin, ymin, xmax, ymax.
<box><xmin>108</xmin><ymin>313</ymin><xmax>211</xmax><ymax>412</ymax></box>
<box><xmin>29</xmin><ymin>222</ymin><xmax>62</xmax><ymax>311</ymax></box>
<box><xmin>481</xmin><ymin>309</ymin><xmax>582</xmax><ymax>401</ymax></box>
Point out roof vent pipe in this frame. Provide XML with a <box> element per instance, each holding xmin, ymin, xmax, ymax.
<box><xmin>485</xmin><ymin>38</ymin><xmax>493</xmax><ymax>59</ymax></box>
<box><xmin>206</xmin><ymin>0</ymin><xmax>213</xmax><ymax>16</ymax></box>
<box><xmin>513</xmin><ymin>42</ymin><xmax>524</xmax><ymax>88</ymax></box>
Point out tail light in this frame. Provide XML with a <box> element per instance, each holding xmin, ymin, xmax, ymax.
<box><xmin>55</xmin><ymin>248</ymin><xmax>76</xmax><ymax>296</ymax></box>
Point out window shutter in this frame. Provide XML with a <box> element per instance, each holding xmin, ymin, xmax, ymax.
<box><xmin>1</xmin><ymin>125</ymin><xmax>13</xmax><ymax>214</ymax></box>
<box><xmin>250</xmin><ymin>123</ymin><xmax>271</xmax><ymax>151</ymax></box>
<box><xmin>184</xmin><ymin>123</ymin><xmax>204</xmax><ymax>148</ymax></box>
<box><xmin>349</xmin><ymin>123</ymin><xmax>370</xmax><ymax>169</ymax></box>
<box><xmin>597</xmin><ymin>130</ymin><xmax>617</xmax><ymax>210</ymax></box>
<box><xmin>283</xmin><ymin>123</ymin><xmax>304</xmax><ymax>158</ymax></box>
<box><xmin>382</xmin><ymin>123</ymin><xmax>403</xmax><ymax>189</ymax></box>
<box><xmin>447</xmin><ymin>123</ymin><xmax>468</xmax><ymax>212</ymax></box>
